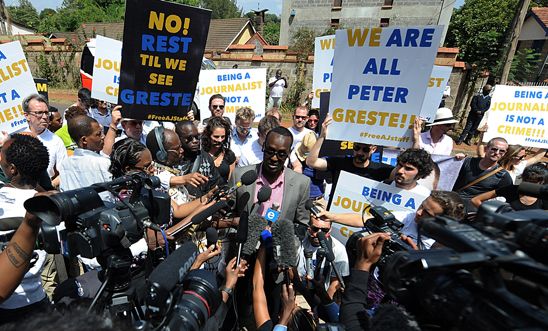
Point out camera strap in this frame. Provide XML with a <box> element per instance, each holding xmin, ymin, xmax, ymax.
<box><xmin>456</xmin><ymin>167</ymin><xmax>504</xmax><ymax>192</ymax></box>
<box><xmin>0</xmin><ymin>216</ymin><xmax>24</xmax><ymax>231</ymax></box>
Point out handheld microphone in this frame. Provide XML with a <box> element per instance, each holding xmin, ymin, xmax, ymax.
<box><xmin>317</xmin><ymin>231</ymin><xmax>345</xmax><ymax>289</ymax></box>
<box><xmin>166</xmin><ymin>200</ymin><xmax>233</xmax><ymax>237</ymax></box>
<box><xmin>272</xmin><ymin>218</ymin><xmax>298</xmax><ymax>269</ymax></box>
<box><xmin>305</xmin><ymin>199</ymin><xmax>323</xmax><ymax>218</ymax></box>
<box><xmin>304</xmin><ymin>249</ymin><xmax>314</xmax><ymax>280</ymax></box>
<box><xmin>145</xmin><ymin>241</ymin><xmax>198</xmax><ymax>319</ymax></box>
<box><xmin>314</xmin><ymin>248</ymin><xmax>326</xmax><ymax>281</ymax></box>
<box><xmin>242</xmin><ymin>214</ymin><xmax>268</xmax><ymax>256</ymax></box>
<box><xmin>206</xmin><ymin>227</ymin><xmax>218</xmax><ymax>249</ymax></box>
<box><xmin>208</xmin><ymin>170</ymin><xmax>257</xmax><ymax>203</ymax></box>
<box><xmin>236</xmin><ymin>211</ymin><xmax>249</xmax><ymax>266</ymax></box>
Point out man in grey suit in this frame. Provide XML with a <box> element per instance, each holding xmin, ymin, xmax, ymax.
<box><xmin>229</xmin><ymin>126</ymin><xmax>310</xmax><ymax>227</ymax></box>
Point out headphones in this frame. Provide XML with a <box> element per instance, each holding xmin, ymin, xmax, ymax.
<box><xmin>153</xmin><ymin>126</ymin><xmax>168</xmax><ymax>163</ymax></box>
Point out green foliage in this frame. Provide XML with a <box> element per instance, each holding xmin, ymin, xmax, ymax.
<box><xmin>7</xmin><ymin>0</ymin><xmax>39</xmax><ymax>29</ymax></box>
<box><xmin>202</xmin><ymin>0</ymin><xmax>242</xmax><ymax>19</ymax></box>
<box><xmin>289</xmin><ymin>27</ymin><xmax>316</xmax><ymax>56</ymax></box>
<box><xmin>445</xmin><ymin>0</ymin><xmax>518</xmax><ymax>72</ymax></box>
<box><xmin>507</xmin><ymin>48</ymin><xmax>541</xmax><ymax>82</ymax></box>
<box><xmin>263</xmin><ymin>21</ymin><xmax>280</xmax><ymax>45</ymax></box>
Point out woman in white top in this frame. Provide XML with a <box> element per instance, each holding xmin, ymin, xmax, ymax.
<box><xmin>496</xmin><ymin>145</ymin><xmax>546</xmax><ymax>184</ymax></box>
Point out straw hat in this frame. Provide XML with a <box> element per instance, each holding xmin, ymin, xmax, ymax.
<box><xmin>295</xmin><ymin>131</ymin><xmax>317</xmax><ymax>162</ymax></box>
<box><xmin>425</xmin><ymin>107</ymin><xmax>458</xmax><ymax>126</ymax></box>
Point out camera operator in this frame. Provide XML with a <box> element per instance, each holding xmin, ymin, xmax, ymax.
<box><xmin>340</xmin><ymin>232</ymin><xmax>390</xmax><ymax>329</ymax></box>
<box><xmin>296</xmin><ymin>201</ymin><xmax>349</xmax><ymax>298</ymax></box>
<box><xmin>0</xmin><ymin>134</ymin><xmax>50</xmax><ymax>323</ymax></box>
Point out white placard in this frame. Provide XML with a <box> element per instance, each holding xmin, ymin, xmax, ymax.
<box><xmin>198</xmin><ymin>68</ymin><xmax>267</xmax><ymax>123</ymax></box>
<box><xmin>312</xmin><ymin>35</ymin><xmax>335</xmax><ymax>109</ymax></box>
<box><xmin>483</xmin><ymin>85</ymin><xmax>548</xmax><ymax>148</ymax></box>
<box><xmin>328</xmin><ymin>27</ymin><xmax>442</xmax><ymax>148</ymax></box>
<box><xmin>0</xmin><ymin>41</ymin><xmax>37</xmax><ymax>133</ymax></box>
<box><xmin>91</xmin><ymin>35</ymin><xmax>122</xmax><ymax>104</ymax></box>
<box><xmin>419</xmin><ymin>65</ymin><xmax>453</xmax><ymax>122</ymax></box>
<box><xmin>329</xmin><ymin>171</ymin><xmax>428</xmax><ymax>244</ymax></box>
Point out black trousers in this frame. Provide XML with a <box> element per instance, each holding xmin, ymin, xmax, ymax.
<box><xmin>458</xmin><ymin>113</ymin><xmax>483</xmax><ymax>142</ymax></box>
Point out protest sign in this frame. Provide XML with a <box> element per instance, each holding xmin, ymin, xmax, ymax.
<box><xmin>312</xmin><ymin>35</ymin><xmax>335</xmax><ymax>109</ymax></box>
<box><xmin>198</xmin><ymin>68</ymin><xmax>266</xmax><ymax>123</ymax></box>
<box><xmin>34</xmin><ymin>78</ymin><xmax>48</xmax><ymax>100</ymax></box>
<box><xmin>328</xmin><ymin>27</ymin><xmax>442</xmax><ymax>148</ymax></box>
<box><xmin>483</xmin><ymin>85</ymin><xmax>547</xmax><ymax>148</ymax></box>
<box><xmin>329</xmin><ymin>171</ymin><xmax>428</xmax><ymax>244</ymax></box>
<box><xmin>92</xmin><ymin>35</ymin><xmax>122</xmax><ymax>104</ymax></box>
<box><xmin>419</xmin><ymin>65</ymin><xmax>452</xmax><ymax>122</ymax></box>
<box><xmin>0</xmin><ymin>41</ymin><xmax>37</xmax><ymax>133</ymax></box>
<box><xmin>119</xmin><ymin>0</ymin><xmax>211</xmax><ymax>121</ymax></box>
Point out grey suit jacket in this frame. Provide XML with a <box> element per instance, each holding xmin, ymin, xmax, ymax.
<box><xmin>230</xmin><ymin>163</ymin><xmax>311</xmax><ymax>226</ymax></box>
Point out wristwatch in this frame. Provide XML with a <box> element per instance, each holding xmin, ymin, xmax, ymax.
<box><xmin>220</xmin><ymin>286</ymin><xmax>233</xmax><ymax>296</ymax></box>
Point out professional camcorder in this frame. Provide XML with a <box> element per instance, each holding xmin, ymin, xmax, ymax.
<box><xmin>24</xmin><ymin>173</ymin><xmax>170</xmax><ymax>259</ymax></box>
<box><xmin>381</xmin><ymin>201</ymin><xmax>548</xmax><ymax>330</ymax></box>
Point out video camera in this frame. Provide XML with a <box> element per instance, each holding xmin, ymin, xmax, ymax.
<box><xmin>24</xmin><ymin>173</ymin><xmax>170</xmax><ymax>259</ymax></box>
<box><xmin>380</xmin><ymin>201</ymin><xmax>548</xmax><ymax>330</ymax></box>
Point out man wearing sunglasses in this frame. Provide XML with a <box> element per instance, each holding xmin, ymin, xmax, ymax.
<box><xmin>202</xmin><ymin>94</ymin><xmax>232</xmax><ymax>128</ymax></box>
<box><xmin>452</xmin><ymin>137</ymin><xmax>513</xmax><ymax>212</ymax></box>
<box><xmin>288</xmin><ymin>106</ymin><xmax>313</xmax><ymax>150</ymax></box>
<box><xmin>307</xmin><ymin>115</ymin><xmax>393</xmax><ymax>206</ymax></box>
<box><xmin>296</xmin><ymin>200</ymin><xmax>349</xmax><ymax>298</ymax></box>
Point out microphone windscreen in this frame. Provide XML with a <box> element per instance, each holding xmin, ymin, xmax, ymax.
<box><xmin>317</xmin><ymin>232</ymin><xmax>335</xmax><ymax>262</ymax></box>
<box><xmin>242</xmin><ymin>214</ymin><xmax>268</xmax><ymax>256</ymax></box>
<box><xmin>272</xmin><ymin>218</ymin><xmax>298</xmax><ymax>268</ymax></box>
<box><xmin>240</xmin><ymin>170</ymin><xmax>258</xmax><ymax>185</ymax></box>
<box><xmin>148</xmin><ymin>241</ymin><xmax>198</xmax><ymax>292</ymax></box>
<box><xmin>206</xmin><ymin>227</ymin><xmax>218</xmax><ymax>247</ymax></box>
<box><xmin>236</xmin><ymin>211</ymin><xmax>249</xmax><ymax>244</ymax></box>
<box><xmin>304</xmin><ymin>199</ymin><xmax>322</xmax><ymax>217</ymax></box>
<box><xmin>257</xmin><ymin>186</ymin><xmax>272</xmax><ymax>204</ymax></box>
<box><xmin>518</xmin><ymin>182</ymin><xmax>546</xmax><ymax>198</ymax></box>
<box><xmin>191</xmin><ymin>201</ymin><xmax>229</xmax><ymax>225</ymax></box>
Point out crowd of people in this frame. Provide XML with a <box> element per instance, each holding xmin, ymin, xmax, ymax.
<box><xmin>0</xmin><ymin>83</ymin><xmax>546</xmax><ymax>330</ymax></box>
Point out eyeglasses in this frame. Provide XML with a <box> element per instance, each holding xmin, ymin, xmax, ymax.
<box><xmin>489</xmin><ymin>147</ymin><xmax>507</xmax><ymax>154</ymax></box>
<box><xmin>512</xmin><ymin>155</ymin><xmax>525</xmax><ymax>160</ymax></box>
<box><xmin>263</xmin><ymin>147</ymin><xmax>289</xmax><ymax>160</ymax></box>
<box><xmin>184</xmin><ymin>134</ymin><xmax>200</xmax><ymax>143</ymax></box>
<box><xmin>353</xmin><ymin>144</ymin><xmax>371</xmax><ymax>153</ymax></box>
<box><xmin>310</xmin><ymin>225</ymin><xmax>330</xmax><ymax>233</ymax></box>
<box><xmin>237</xmin><ymin>125</ymin><xmax>252</xmax><ymax>132</ymax></box>
<box><xmin>134</xmin><ymin>163</ymin><xmax>155</xmax><ymax>172</ymax></box>
<box><xmin>308</xmin><ymin>119</ymin><xmax>318</xmax><ymax>123</ymax></box>
<box><xmin>294</xmin><ymin>115</ymin><xmax>308</xmax><ymax>120</ymax></box>
<box><xmin>211</xmin><ymin>105</ymin><xmax>225</xmax><ymax>110</ymax></box>
<box><xmin>27</xmin><ymin>111</ymin><xmax>50</xmax><ymax>118</ymax></box>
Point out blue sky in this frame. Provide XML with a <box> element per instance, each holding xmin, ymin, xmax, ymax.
<box><xmin>6</xmin><ymin>0</ymin><xmax>462</xmax><ymax>16</ymax></box>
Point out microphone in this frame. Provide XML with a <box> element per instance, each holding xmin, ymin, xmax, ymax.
<box><xmin>314</xmin><ymin>248</ymin><xmax>326</xmax><ymax>281</ymax></box>
<box><xmin>206</xmin><ymin>227</ymin><xmax>218</xmax><ymax>248</ymax></box>
<box><xmin>272</xmin><ymin>218</ymin><xmax>298</xmax><ymax>269</ymax></box>
<box><xmin>242</xmin><ymin>214</ymin><xmax>268</xmax><ymax>256</ymax></box>
<box><xmin>304</xmin><ymin>249</ymin><xmax>314</xmax><ymax>280</ymax></box>
<box><xmin>208</xmin><ymin>170</ymin><xmax>257</xmax><ymax>203</ymax></box>
<box><xmin>236</xmin><ymin>211</ymin><xmax>249</xmax><ymax>266</ymax></box>
<box><xmin>142</xmin><ymin>220</ymin><xmax>162</xmax><ymax>232</ymax></box>
<box><xmin>191</xmin><ymin>200</ymin><xmax>231</xmax><ymax>225</ymax></box>
<box><xmin>305</xmin><ymin>199</ymin><xmax>323</xmax><ymax>218</ymax></box>
<box><xmin>317</xmin><ymin>231</ymin><xmax>345</xmax><ymax>289</ymax></box>
<box><xmin>518</xmin><ymin>182</ymin><xmax>548</xmax><ymax>198</ymax></box>
<box><xmin>145</xmin><ymin>241</ymin><xmax>198</xmax><ymax>319</ymax></box>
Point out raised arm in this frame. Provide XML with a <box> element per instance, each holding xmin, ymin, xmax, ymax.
<box><xmin>306</xmin><ymin>115</ymin><xmax>331</xmax><ymax>171</ymax></box>
<box><xmin>102</xmin><ymin>105</ymin><xmax>122</xmax><ymax>156</ymax></box>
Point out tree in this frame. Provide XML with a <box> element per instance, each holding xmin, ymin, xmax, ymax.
<box><xmin>445</xmin><ymin>0</ymin><xmax>518</xmax><ymax>73</ymax></box>
<box><xmin>202</xmin><ymin>0</ymin><xmax>241</xmax><ymax>19</ymax></box>
<box><xmin>506</xmin><ymin>48</ymin><xmax>541</xmax><ymax>81</ymax></box>
<box><xmin>7</xmin><ymin>0</ymin><xmax>39</xmax><ymax>29</ymax></box>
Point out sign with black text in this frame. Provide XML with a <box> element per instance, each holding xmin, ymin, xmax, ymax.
<box><xmin>119</xmin><ymin>0</ymin><xmax>211</xmax><ymax>121</ymax></box>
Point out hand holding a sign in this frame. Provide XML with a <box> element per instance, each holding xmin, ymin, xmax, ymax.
<box><xmin>320</xmin><ymin>114</ymin><xmax>333</xmax><ymax>139</ymax></box>
<box><xmin>354</xmin><ymin>233</ymin><xmax>391</xmax><ymax>272</ymax></box>
<box><xmin>110</xmin><ymin>105</ymin><xmax>122</xmax><ymax>127</ymax></box>
<box><xmin>412</xmin><ymin>117</ymin><xmax>424</xmax><ymax>149</ymax></box>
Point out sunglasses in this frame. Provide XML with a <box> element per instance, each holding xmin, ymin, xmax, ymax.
<box><xmin>489</xmin><ymin>147</ymin><xmax>506</xmax><ymax>154</ymax></box>
<box><xmin>353</xmin><ymin>144</ymin><xmax>371</xmax><ymax>153</ymax></box>
<box><xmin>294</xmin><ymin>115</ymin><xmax>308</xmax><ymax>120</ymax></box>
<box><xmin>184</xmin><ymin>134</ymin><xmax>200</xmax><ymax>143</ymax></box>
<box><xmin>308</xmin><ymin>119</ymin><xmax>319</xmax><ymax>123</ymax></box>
<box><xmin>310</xmin><ymin>225</ymin><xmax>330</xmax><ymax>233</ymax></box>
<box><xmin>263</xmin><ymin>147</ymin><xmax>288</xmax><ymax>159</ymax></box>
<box><xmin>512</xmin><ymin>155</ymin><xmax>525</xmax><ymax>160</ymax></box>
<box><xmin>211</xmin><ymin>105</ymin><xmax>225</xmax><ymax>110</ymax></box>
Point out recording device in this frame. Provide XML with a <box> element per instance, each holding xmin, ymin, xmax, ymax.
<box><xmin>380</xmin><ymin>202</ymin><xmax>548</xmax><ymax>330</ymax></box>
<box><xmin>272</xmin><ymin>218</ymin><xmax>298</xmax><ymax>269</ymax></box>
<box><xmin>24</xmin><ymin>173</ymin><xmax>170</xmax><ymax>259</ymax></box>
<box><xmin>345</xmin><ymin>205</ymin><xmax>413</xmax><ymax>269</ymax></box>
<box><xmin>205</xmin><ymin>227</ymin><xmax>218</xmax><ymax>249</ymax></box>
<box><xmin>317</xmin><ymin>231</ymin><xmax>345</xmax><ymax>289</ymax></box>
<box><xmin>166</xmin><ymin>200</ymin><xmax>235</xmax><ymax>238</ymax></box>
<box><xmin>242</xmin><ymin>214</ymin><xmax>268</xmax><ymax>256</ymax></box>
<box><xmin>236</xmin><ymin>211</ymin><xmax>249</xmax><ymax>266</ymax></box>
<box><xmin>304</xmin><ymin>249</ymin><xmax>314</xmax><ymax>280</ymax></box>
<box><xmin>305</xmin><ymin>199</ymin><xmax>323</xmax><ymax>218</ymax></box>
<box><xmin>207</xmin><ymin>169</ymin><xmax>258</xmax><ymax>203</ymax></box>
<box><xmin>518</xmin><ymin>182</ymin><xmax>548</xmax><ymax>198</ymax></box>
<box><xmin>314</xmin><ymin>248</ymin><xmax>326</xmax><ymax>281</ymax></box>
